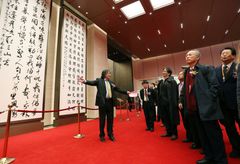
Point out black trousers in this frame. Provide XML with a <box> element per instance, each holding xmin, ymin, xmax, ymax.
<box><xmin>99</xmin><ymin>99</ymin><xmax>114</xmax><ymax>137</ymax></box>
<box><xmin>180</xmin><ymin>110</ymin><xmax>192</xmax><ymax>141</ymax></box>
<box><xmin>157</xmin><ymin>105</ymin><xmax>162</xmax><ymax>122</ymax></box>
<box><xmin>220</xmin><ymin>109</ymin><xmax>240</xmax><ymax>153</ymax></box>
<box><xmin>190</xmin><ymin>111</ymin><xmax>227</xmax><ymax>164</ymax></box>
<box><xmin>162</xmin><ymin>104</ymin><xmax>177</xmax><ymax>136</ymax></box>
<box><xmin>143</xmin><ymin>101</ymin><xmax>154</xmax><ymax>129</ymax></box>
<box><xmin>153</xmin><ymin>105</ymin><xmax>156</xmax><ymax>121</ymax></box>
<box><xmin>188</xmin><ymin>111</ymin><xmax>201</xmax><ymax>147</ymax></box>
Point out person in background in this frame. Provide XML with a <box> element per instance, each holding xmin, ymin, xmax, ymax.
<box><xmin>179</xmin><ymin>49</ymin><xmax>227</xmax><ymax>164</ymax></box>
<box><xmin>79</xmin><ymin>69</ymin><xmax>130</xmax><ymax>142</ymax></box>
<box><xmin>158</xmin><ymin>67</ymin><xmax>180</xmax><ymax>140</ymax></box>
<box><xmin>149</xmin><ymin>83</ymin><xmax>157</xmax><ymax>121</ymax></box>
<box><xmin>216</xmin><ymin>47</ymin><xmax>240</xmax><ymax>158</ymax></box>
<box><xmin>140</xmin><ymin>80</ymin><xmax>156</xmax><ymax>132</ymax></box>
<box><xmin>178</xmin><ymin>71</ymin><xmax>192</xmax><ymax>143</ymax></box>
<box><xmin>237</xmin><ymin>43</ymin><xmax>240</xmax><ymax>121</ymax></box>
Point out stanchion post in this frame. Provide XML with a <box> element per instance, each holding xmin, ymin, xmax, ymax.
<box><xmin>119</xmin><ymin>101</ymin><xmax>123</xmax><ymax>121</ymax></box>
<box><xmin>0</xmin><ymin>104</ymin><xmax>15</xmax><ymax>164</ymax></box>
<box><xmin>126</xmin><ymin>102</ymin><xmax>130</xmax><ymax>121</ymax></box>
<box><xmin>74</xmin><ymin>103</ymin><xmax>85</xmax><ymax>139</ymax></box>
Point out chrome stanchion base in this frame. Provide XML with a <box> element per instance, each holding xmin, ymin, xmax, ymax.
<box><xmin>137</xmin><ymin>112</ymin><xmax>140</xmax><ymax>117</ymax></box>
<box><xmin>0</xmin><ymin>157</ymin><xmax>15</xmax><ymax>164</ymax></box>
<box><xmin>73</xmin><ymin>134</ymin><xmax>85</xmax><ymax>139</ymax></box>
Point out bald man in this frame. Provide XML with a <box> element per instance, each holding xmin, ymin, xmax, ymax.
<box><xmin>179</xmin><ymin>50</ymin><xmax>227</xmax><ymax>164</ymax></box>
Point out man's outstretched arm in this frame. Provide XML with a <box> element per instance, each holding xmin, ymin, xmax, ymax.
<box><xmin>78</xmin><ymin>76</ymin><xmax>98</xmax><ymax>86</ymax></box>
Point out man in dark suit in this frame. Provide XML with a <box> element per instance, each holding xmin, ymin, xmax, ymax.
<box><xmin>149</xmin><ymin>82</ymin><xmax>157</xmax><ymax>121</ymax></box>
<box><xmin>140</xmin><ymin>80</ymin><xmax>156</xmax><ymax>132</ymax></box>
<box><xmin>79</xmin><ymin>69</ymin><xmax>130</xmax><ymax>142</ymax></box>
<box><xmin>178</xmin><ymin>71</ymin><xmax>193</xmax><ymax>143</ymax></box>
<box><xmin>216</xmin><ymin>47</ymin><xmax>240</xmax><ymax>158</ymax></box>
<box><xmin>179</xmin><ymin>50</ymin><xmax>227</xmax><ymax>164</ymax></box>
<box><xmin>158</xmin><ymin>67</ymin><xmax>180</xmax><ymax>140</ymax></box>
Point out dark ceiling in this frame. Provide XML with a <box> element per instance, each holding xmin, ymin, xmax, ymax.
<box><xmin>66</xmin><ymin>0</ymin><xmax>240</xmax><ymax>59</ymax></box>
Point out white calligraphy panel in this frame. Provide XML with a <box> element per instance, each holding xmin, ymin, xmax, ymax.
<box><xmin>59</xmin><ymin>10</ymin><xmax>86</xmax><ymax>115</ymax></box>
<box><xmin>0</xmin><ymin>0</ymin><xmax>51</xmax><ymax>123</ymax></box>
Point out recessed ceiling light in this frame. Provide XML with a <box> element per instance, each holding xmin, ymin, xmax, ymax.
<box><xmin>113</xmin><ymin>0</ymin><xmax>123</xmax><ymax>4</ymax></box>
<box><xmin>202</xmin><ymin>35</ymin><xmax>205</xmax><ymax>39</ymax></box>
<box><xmin>182</xmin><ymin>40</ymin><xmax>185</xmax><ymax>44</ymax></box>
<box><xmin>118</xmin><ymin>31</ymin><xmax>121</xmax><ymax>34</ymax></box>
<box><xmin>78</xmin><ymin>6</ymin><xmax>81</xmax><ymax>8</ymax></box>
<box><xmin>164</xmin><ymin>44</ymin><xmax>167</xmax><ymax>48</ymax></box>
<box><xmin>147</xmin><ymin>48</ymin><xmax>151</xmax><ymax>52</ymax></box>
<box><xmin>225</xmin><ymin>29</ymin><xmax>229</xmax><ymax>35</ymax></box>
<box><xmin>137</xmin><ymin>35</ymin><xmax>141</xmax><ymax>40</ymax></box>
<box><xmin>180</xmin><ymin>23</ymin><xmax>183</xmax><ymax>29</ymax></box>
<box><xmin>119</xmin><ymin>15</ymin><xmax>122</xmax><ymax>17</ymax></box>
<box><xmin>124</xmin><ymin>21</ymin><xmax>127</xmax><ymax>24</ymax></box>
<box><xmin>238</xmin><ymin>8</ymin><xmax>240</xmax><ymax>13</ymax></box>
<box><xmin>149</xmin><ymin>12</ymin><xmax>152</xmax><ymax>15</ymax></box>
<box><xmin>157</xmin><ymin>29</ymin><xmax>161</xmax><ymax>35</ymax></box>
<box><xmin>120</xmin><ymin>1</ymin><xmax>146</xmax><ymax>20</ymax></box>
<box><xmin>112</xmin><ymin>6</ymin><xmax>115</xmax><ymax>10</ymax></box>
<box><xmin>206</xmin><ymin>15</ymin><xmax>210</xmax><ymax>22</ymax></box>
<box><xmin>178</xmin><ymin>2</ymin><xmax>181</xmax><ymax>5</ymax></box>
<box><xmin>150</xmin><ymin>0</ymin><xmax>175</xmax><ymax>10</ymax></box>
<box><xmin>86</xmin><ymin>12</ymin><xmax>88</xmax><ymax>15</ymax></box>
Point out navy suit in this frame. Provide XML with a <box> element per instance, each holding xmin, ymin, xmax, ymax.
<box><xmin>180</xmin><ymin>64</ymin><xmax>227</xmax><ymax>163</ymax></box>
<box><xmin>216</xmin><ymin>62</ymin><xmax>240</xmax><ymax>154</ymax></box>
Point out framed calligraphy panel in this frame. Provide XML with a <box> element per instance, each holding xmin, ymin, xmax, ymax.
<box><xmin>0</xmin><ymin>0</ymin><xmax>51</xmax><ymax>123</ymax></box>
<box><xmin>59</xmin><ymin>9</ymin><xmax>86</xmax><ymax>115</ymax></box>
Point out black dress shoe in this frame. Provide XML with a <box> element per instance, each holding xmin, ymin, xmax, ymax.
<box><xmin>171</xmin><ymin>135</ymin><xmax>178</xmax><ymax>140</ymax></box>
<box><xmin>160</xmin><ymin>133</ymin><xmax>171</xmax><ymax>137</ymax></box>
<box><xmin>191</xmin><ymin>143</ymin><xmax>201</xmax><ymax>149</ymax></box>
<box><xmin>196</xmin><ymin>158</ymin><xmax>212</xmax><ymax>164</ymax></box>
<box><xmin>100</xmin><ymin>137</ymin><xmax>105</xmax><ymax>142</ymax></box>
<box><xmin>150</xmin><ymin>128</ymin><xmax>154</xmax><ymax>132</ymax></box>
<box><xmin>109</xmin><ymin>136</ymin><xmax>115</xmax><ymax>141</ymax></box>
<box><xmin>182</xmin><ymin>139</ymin><xmax>191</xmax><ymax>143</ymax></box>
<box><xmin>229</xmin><ymin>151</ymin><xmax>240</xmax><ymax>158</ymax></box>
<box><xmin>145</xmin><ymin>128</ymin><xmax>150</xmax><ymax>131</ymax></box>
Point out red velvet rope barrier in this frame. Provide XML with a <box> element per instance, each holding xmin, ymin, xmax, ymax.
<box><xmin>13</xmin><ymin>106</ymin><xmax>78</xmax><ymax>113</ymax></box>
<box><xmin>80</xmin><ymin>106</ymin><xmax>98</xmax><ymax>111</ymax></box>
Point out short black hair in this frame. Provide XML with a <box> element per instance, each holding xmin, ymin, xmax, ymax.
<box><xmin>163</xmin><ymin>67</ymin><xmax>172</xmax><ymax>76</ymax></box>
<box><xmin>151</xmin><ymin>83</ymin><xmax>156</xmax><ymax>87</ymax></box>
<box><xmin>101</xmin><ymin>69</ymin><xmax>111</xmax><ymax>79</ymax></box>
<box><xmin>221</xmin><ymin>47</ymin><xmax>237</xmax><ymax>56</ymax></box>
<box><xmin>142</xmin><ymin>80</ymin><xmax>149</xmax><ymax>84</ymax></box>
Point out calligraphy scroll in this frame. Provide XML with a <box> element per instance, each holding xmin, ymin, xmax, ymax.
<box><xmin>59</xmin><ymin>9</ymin><xmax>86</xmax><ymax>115</ymax></box>
<box><xmin>0</xmin><ymin>0</ymin><xmax>51</xmax><ymax>123</ymax></box>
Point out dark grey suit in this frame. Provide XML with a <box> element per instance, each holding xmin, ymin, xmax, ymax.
<box><xmin>216</xmin><ymin>62</ymin><xmax>240</xmax><ymax>154</ymax></box>
<box><xmin>85</xmin><ymin>78</ymin><xmax>127</xmax><ymax>137</ymax></box>
<box><xmin>180</xmin><ymin>64</ymin><xmax>227</xmax><ymax>164</ymax></box>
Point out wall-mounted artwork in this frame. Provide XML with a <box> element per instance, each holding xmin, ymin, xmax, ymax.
<box><xmin>0</xmin><ymin>0</ymin><xmax>51</xmax><ymax>123</ymax></box>
<box><xmin>59</xmin><ymin>9</ymin><xmax>86</xmax><ymax>115</ymax></box>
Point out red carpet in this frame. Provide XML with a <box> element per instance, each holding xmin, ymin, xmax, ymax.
<box><xmin>0</xmin><ymin>110</ymin><xmax>239</xmax><ymax>164</ymax></box>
